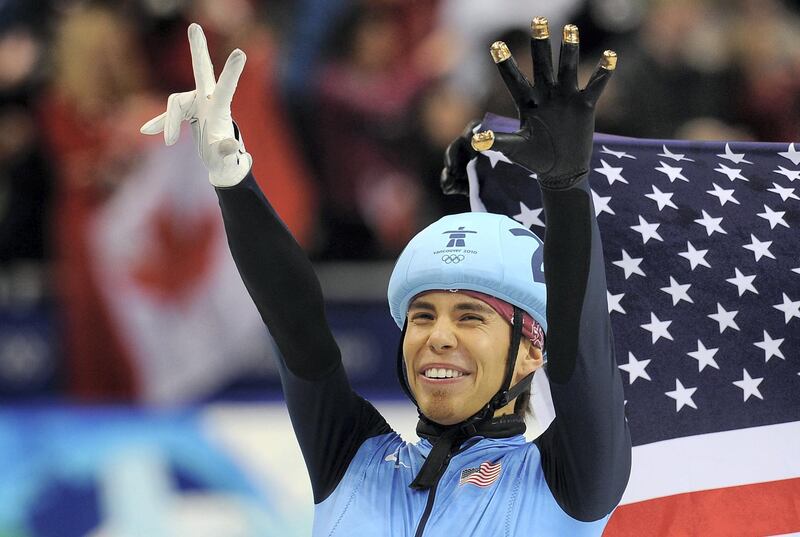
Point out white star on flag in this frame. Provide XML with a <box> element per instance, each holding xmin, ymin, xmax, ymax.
<box><xmin>644</xmin><ymin>185</ymin><xmax>678</xmax><ymax>210</ymax></box>
<box><xmin>687</xmin><ymin>340</ymin><xmax>720</xmax><ymax>372</ymax></box>
<box><xmin>756</xmin><ymin>205</ymin><xmax>789</xmax><ymax>229</ymax></box>
<box><xmin>714</xmin><ymin>163</ymin><xmax>749</xmax><ymax>182</ymax></box>
<box><xmin>773</xmin><ymin>293</ymin><xmax>800</xmax><ymax>323</ymax></box>
<box><xmin>717</xmin><ymin>143</ymin><xmax>753</xmax><ymax>164</ymax></box>
<box><xmin>706</xmin><ymin>183</ymin><xmax>739</xmax><ymax>206</ymax></box>
<box><xmin>778</xmin><ymin>143</ymin><xmax>800</xmax><ymax>165</ymax></box>
<box><xmin>665</xmin><ymin>379</ymin><xmax>698</xmax><ymax>411</ymax></box>
<box><xmin>725</xmin><ymin>268</ymin><xmax>757</xmax><ymax>296</ymax></box>
<box><xmin>660</xmin><ymin>276</ymin><xmax>693</xmax><ymax>305</ymax></box>
<box><xmin>591</xmin><ymin>189</ymin><xmax>615</xmax><ymax>216</ymax></box>
<box><xmin>753</xmin><ymin>330</ymin><xmax>785</xmax><ymax>362</ymax></box>
<box><xmin>732</xmin><ymin>369</ymin><xmax>764</xmax><ymax>401</ymax></box>
<box><xmin>612</xmin><ymin>249</ymin><xmax>646</xmax><ymax>279</ymax></box>
<box><xmin>773</xmin><ymin>166</ymin><xmax>800</xmax><ymax>181</ymax></box>
<box><xmin>618</xmin><ymin>352</ymin><xmax>652</xmax><ymax>384</ymax></box>
<box><xmin>708</xmin><ymin>303</ymin><xmax>740</xmax><ymax>333</ymax></box>
<box><xmin>630</xmin><ymin>215</ymin><xmax>664</xmax><ymax>244</ymax></box>
<box><xmin>655</xmin><ymin>161</ymin><xmax>689</xmax><ymax>183</ymax></box>
<box><xmin>512</xmin><ymin>201</ymin><xmax>545</xmax><ymax>229</ymax></box>
<box><xmin>607</xmin><ymin>291</ymin><xmax>626</xmax><ymax>314</ymax></box>
<box><xmin>641</xmin><ymin>312</ymin><xmax>673</xmax><ymax>343</ymax></box>
<box><xmin>659</xmin><ymin>145</ymin><xmax>694</xmax><ymax>162</ymax></box>
<box><xmin>595</xmin><ymin>159</ymin><xmax>629</xmax><ymax>185</ymax></box>
<box><xmin>678</xmin><ymin>241</ymin><xmax>711</xmax><ymax>270</ymax></box>
<box><xmin>600</xmin><ymin>145</ymin><xmax>636</xmax><ymax>159</ymax></box>
<box><xmin>694</xmin><ymin>210</ymin><xmax>727</xmax><ymax>236</ymax></box>
<box><xmin>767</xmin><ymin>182</ymin><xmax>799</xmax><ymax>201</ymax></box>
<box><xmin>742</xmin><ymin>234</ymin><xmax>775</xmax><ymax>262</ymax></box>
<box><xmin>482</xmin><ymin>149</ymin><xmax>512</xmax><ymax>168</ymax></box>
<box><xmin>793</xmin><ymin>262</ymin><xmax>800</xmax><ymax>275</ymax></box>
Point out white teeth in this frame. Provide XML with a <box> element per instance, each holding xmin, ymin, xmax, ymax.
<box><xmin>423</xmin><ymin>368</ymin><xmax>464</xmax><ymax>379</ymax></box>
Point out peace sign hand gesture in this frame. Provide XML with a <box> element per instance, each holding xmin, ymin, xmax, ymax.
<box><xmin>471</xmin><ymin>18</ymin><xmax>617</xmax><ymax>190</ymax></box>
<box><xmin>140</xmin><ymin>23</ymin><xmax>252</xmax><ymax>187</ymax></box>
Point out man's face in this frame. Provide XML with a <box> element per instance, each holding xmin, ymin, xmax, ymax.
<box><xmin>403</xmin><ymin>291</ymin><xmax>542</xmax><ymax>426</ymax></box>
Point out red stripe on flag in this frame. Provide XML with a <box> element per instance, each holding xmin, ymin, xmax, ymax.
<box><xmin>604</xmin><ymin>477</ymin><xmax>800</xmax><ymax>537</ymax></box>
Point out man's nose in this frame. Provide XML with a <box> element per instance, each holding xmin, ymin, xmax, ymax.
<box><xmin>427</xmin><ymin>321</ymin><xmax>457</xmax><ymax>353</ymax></box>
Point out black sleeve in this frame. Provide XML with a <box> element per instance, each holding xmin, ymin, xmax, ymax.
<box><xmin>533</xmin><ymin>175</ymin><xmax>632</xmax><ymax>521</ymax></box>
<box><xmin>215</xmin><ymin>173</ymin><xmax>391</xmax><ymax>503</ymax></box>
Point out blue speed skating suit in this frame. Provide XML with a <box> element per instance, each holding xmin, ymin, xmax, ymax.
<box><xmin>215</xmin><ymin>173</ymin><xmax>631</xmax><ymax>536</ymax></box>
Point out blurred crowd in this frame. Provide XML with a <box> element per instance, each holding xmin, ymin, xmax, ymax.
<box><xmin>1</xmin><ymin>0</ymin><xmax>800</xmax><ymax>401</ymax></box>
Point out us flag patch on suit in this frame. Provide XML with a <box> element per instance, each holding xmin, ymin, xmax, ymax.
<box><xmin>459</xmin><ymin>461</ymin><xmax>503</xmax><ymax>487</ymax></box>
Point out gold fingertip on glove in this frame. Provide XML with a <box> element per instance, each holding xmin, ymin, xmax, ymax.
<box><xmin>601</xmin><ymin>50</ymin><xmax>618</xmax><ymax>70</ymax></box>
<box><xmin>490</xmin><ymin>41</ymin><xmax>512</xmax><ymax>63</ymax></box>
<box><xmin>471</xmin><ymin>130</ymin><xmax>495</xmax><ymax>151</ymax></box>
<box><xmin>563</xmin><ymin>24</ymin><xmax>579</xmax><ymax>44</ymax></box>
<box><xmin>531</xmin><ymin>17</ymin><xmax>550</xmax><ymax>39</ymax></box>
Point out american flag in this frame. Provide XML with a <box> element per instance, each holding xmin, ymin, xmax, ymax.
<box><xmin>459</xmin><ymin>460</ymin><xmax>503</xmax><ymax>488</ymax></box>
<box><xmin>472</xmin><ymin>114</ymin><xmax>800</xmax><ymax>536</ymax></box>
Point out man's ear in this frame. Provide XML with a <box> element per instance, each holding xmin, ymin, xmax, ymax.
<box><xmin>528</xmin><ymin>345</ymin><xmax>545</xmax><ymax>372</ymax></box>
<box><xmin>515</xmin><ymin>340</ymin><xmax>544</xmax><ymax>380</ymax></box>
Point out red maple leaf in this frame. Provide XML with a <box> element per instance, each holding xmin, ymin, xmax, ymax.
<box><xmin>130</xmin><ymin>204</ymin><xmax>218</xmax><ymax>304</ymax></box>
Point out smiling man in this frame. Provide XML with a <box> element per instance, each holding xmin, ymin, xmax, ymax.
<box><xmin>404</xmin><ymin>291</ymin><xmax>544</xmax><ymax>426</ymax></box>
<box><xmin>142</xmin><ymin>17</ymin><xmax>631</xmax><ymax>536</ymax></box>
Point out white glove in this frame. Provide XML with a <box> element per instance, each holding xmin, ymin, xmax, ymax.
<box><xmin>140</xmin><ymin>23</ymin><xmax>252</xmax><ymax>187</ymax></box>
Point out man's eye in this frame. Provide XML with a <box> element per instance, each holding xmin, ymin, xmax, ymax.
<box><xmin>460</xmin><ymin>315</ymin><xmax>483</xmax><ymax>322</ymax></box>
<box><xmin>410</xmin><ymin>313</ymin><xmax>434</xmax><ymax>321</ymax></box>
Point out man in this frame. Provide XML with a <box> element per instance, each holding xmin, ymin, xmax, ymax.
<box><xmin>141</xmin><ymin>17</ymin><xmax>631</xmax><ymax>536</ymax></box>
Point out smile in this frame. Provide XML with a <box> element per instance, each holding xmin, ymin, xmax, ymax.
<box><xmin>420</xmin><ymin>366</ymin><xmax>470</xmax><ymax>383</ymax></box>
<box><xmin>424</xmin><ymin>368</ymin><xmax>464</xmax><ymax>379</ymax></box>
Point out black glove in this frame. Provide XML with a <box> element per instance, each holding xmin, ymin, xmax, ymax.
<box><xmin>440</xmin><ymin>119</ymin><xmax>480</xmax><ymax>196</ymax></box>
<box><xmin>471</xmin><ymin>18</ymin><xmax>617</xmax><ymax>190</ymax></box>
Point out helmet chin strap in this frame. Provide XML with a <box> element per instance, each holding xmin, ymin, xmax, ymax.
<box><xmin>490</xmin><ymin>306</ymin><xmax>536</xmax><ymax>411</ymax></box>
<box><xmin>395</xmin><ymin>322</ymin><xmax>419</xmax><ymax>406</ymax></box>
<box><xmin>396</xmin><ymin>307</ymin><xmax>536</xmax><ymax>490</ymax></box>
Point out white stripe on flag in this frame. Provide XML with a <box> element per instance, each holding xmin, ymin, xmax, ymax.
<box><xmin>467</xmin><ymin>157</ymin><xmax>488</xmax><ymax>213</ymax></box>
<box><xmin>621</xmin><ymin>421</ymin><xmax>800</xmax><ymax>504</ymax></box>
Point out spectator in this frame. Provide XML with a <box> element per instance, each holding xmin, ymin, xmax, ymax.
<box><xmin>314</xmin><ymin>4</ymin><xmax>441</xmax><ymax>258</ymax></box>
<box><xmin>728</xmin><ymin>0</ymin><xmax>800</xmax><ymax>141</ymax></box>
<box><xmin>37</xmin><ymin>4</ymin><xmax>160</xmax><ymax>399</ymax></box>
<box><xmin>595</xmin><ymin>0</ymin><xmax>740</xmax><ymax>139</ymax></box>
<box><xmin>0</xmin><ymin>20</ymin><xmax>51</xmax><ymax>264</ymax></box>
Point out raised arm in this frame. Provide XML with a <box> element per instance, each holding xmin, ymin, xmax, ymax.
<box><xmin>139</xmin><ymin>24</ymin><xmax>389</xmax><ymax>503</ymax></box>
<box><xmin>536</xmin><ymin>174</ymin><xmax>631</xmax><ymax>522</ymax></box>
<box><xmin>464</xmin><ymin>18</ymin><xmax>631</xmax><ymax>521</ymax></box>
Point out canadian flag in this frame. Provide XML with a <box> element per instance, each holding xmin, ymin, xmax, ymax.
<box><xmin>89</xmin><ymin>135</ymin><xmax>271</xmax><ymax>404</ymax></box>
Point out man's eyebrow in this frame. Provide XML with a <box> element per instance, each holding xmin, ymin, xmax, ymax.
<box><xmin>408</xmin><ymin>300</ymin><xmax>435</xmax><ymax>311</ymax></box>
<box><xmin>453</xmin><ymin>302</ymin><xmax>495</xmax><ymax>314</ymax></box>
<box><xmin>407</xmin><ymin>300</ymin><xmax>495</xmax><ymax>315</ymax></box>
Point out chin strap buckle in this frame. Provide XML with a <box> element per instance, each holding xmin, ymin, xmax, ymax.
<box><xmin>498</xmin><ymin>372</ymin><xmax>536</xmax><ymax>408</ymax></box>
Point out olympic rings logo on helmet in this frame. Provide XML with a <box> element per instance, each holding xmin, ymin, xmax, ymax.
<box><xmin>441</xmin><ymin>254</ymin><xmax>465</xmax><ymax>264</ymax></box>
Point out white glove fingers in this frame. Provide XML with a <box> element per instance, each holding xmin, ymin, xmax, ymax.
<box><xmin>213</xmin><ymin>49</ymin><xmax>246</xmax><ymax>112</ymax></box>
<box><xmin>140</xmin><ymin>111</ymin><xmax>167</xmax><ymax>135</ymax></box>
<box><xmin>188</xmin><ymin>23</ymin><xmax>216</xmax><ymax>97</ymax></box>
<box><xmin>164</xmin><ymin>90</ymin><xmax>196</xmax><ymax>146</ymax></box>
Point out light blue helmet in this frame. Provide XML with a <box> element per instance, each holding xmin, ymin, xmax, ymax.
<box><xmin>388</xmin><ymin>212</ymin><xmax>547</xmax><ymax>332</ymax></box>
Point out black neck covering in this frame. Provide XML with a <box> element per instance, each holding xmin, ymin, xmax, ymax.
<box><xmin>396</xmin><ymin>306</ymin><xmax>536</xmax><ymax>490</ymax></box>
